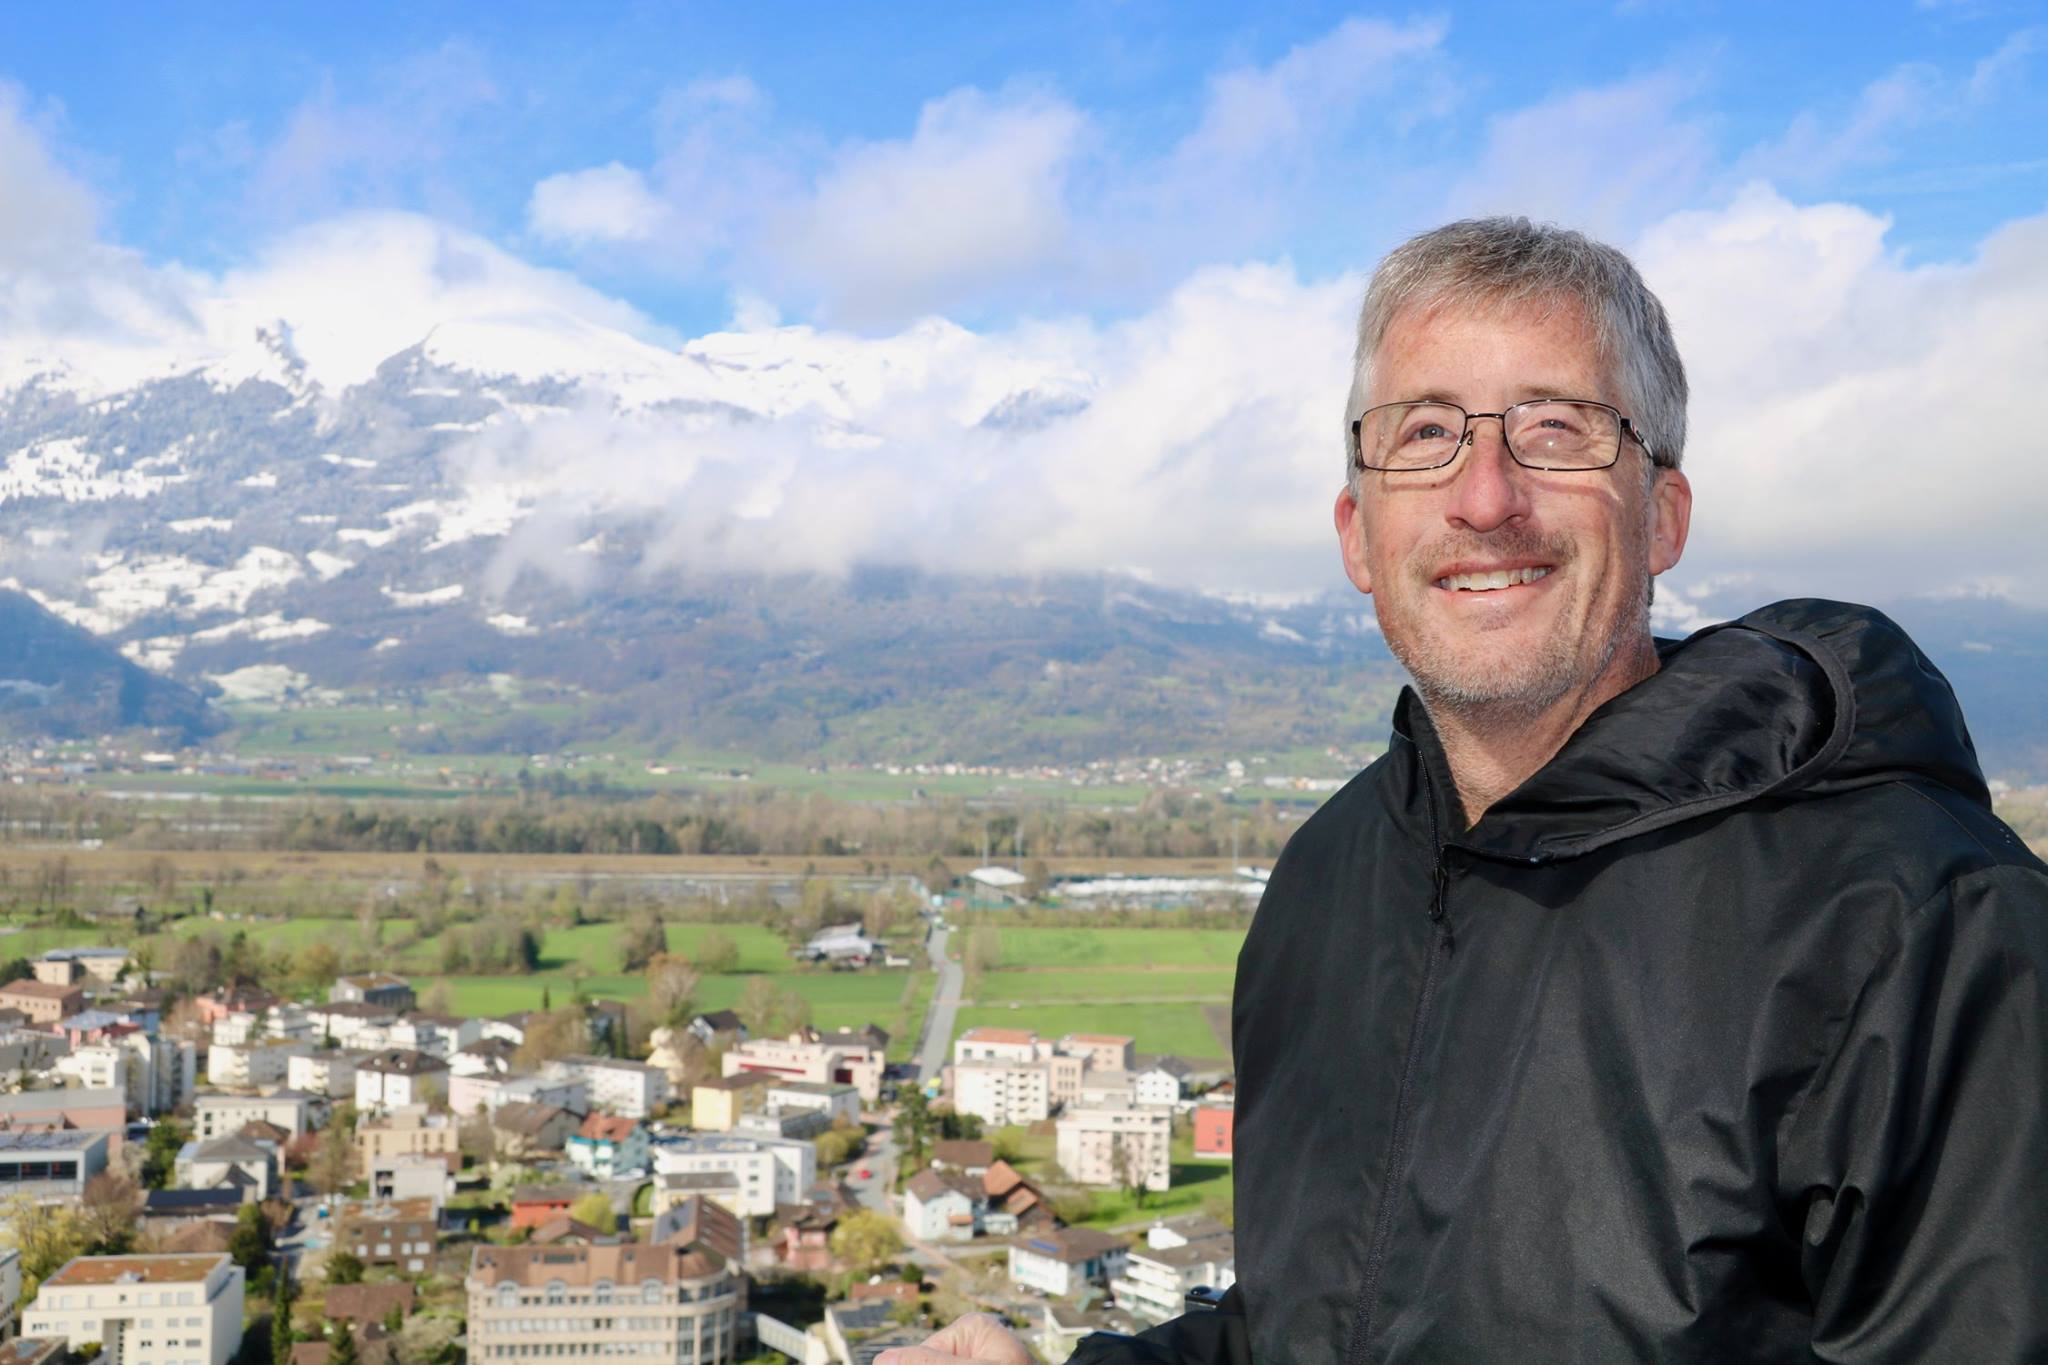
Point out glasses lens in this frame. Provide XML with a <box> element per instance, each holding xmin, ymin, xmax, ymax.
<box><xmin>1359</xmin><ymin>402</ymin><xmax>1465</xmax><ymax>470</ymax></box>
<box><xmin>1506</xmin><ymin>401</ymin><xmax>1620</xmax><ymax>469</ymax></box>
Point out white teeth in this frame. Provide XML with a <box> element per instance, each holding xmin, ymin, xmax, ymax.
<box><xmin>1435</xmin><ymin>566</ymin><xmax>1552</xmax><ymax>592</ymax></box>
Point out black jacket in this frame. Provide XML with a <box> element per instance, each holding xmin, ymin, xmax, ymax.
<box><xmin>1076</xmin><ymin>601</ymin><xmax>2048</xmax><ymax>1363</ymax></box>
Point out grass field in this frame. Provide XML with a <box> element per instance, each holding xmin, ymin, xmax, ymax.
<box><xmin>971</xmin><ymin>966</ymin><xmax>1233</xmax><ymax>1004</ymax></box>
<box><xmin>950</xmin><ymin>1003</ymin><xmax>1226</xmax><ymax>1060</ymax></box>
<box><xmin>418</xmin><ymin>966</ymin><xmax>918</xmax><ymax>1033</ymax></box>
<box><xmin>991</xmin><ymin>1123</ymin><xmax>1233</xmax><ymax>1229</ymax></box>
<box><xmin>992</xmin><ymin>927</ymin><xmax>1247</xmax><ymax>968</ymax></box>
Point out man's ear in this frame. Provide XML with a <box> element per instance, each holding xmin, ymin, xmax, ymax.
<box><xmin>1334</xmin><ymin>486</ymin><xmax>1372</xmax><ymax>595</ymax></box>
<box><xmin>1648</xmin><ymin>466</ymin><xmax>1692</xmax><ymax>577</ymax></box>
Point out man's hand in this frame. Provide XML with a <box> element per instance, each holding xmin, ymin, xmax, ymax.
<box><xmin>874</xmin><ymin>1312</ymin><xmax>1034</xmax><ymax>1364</ymax></box>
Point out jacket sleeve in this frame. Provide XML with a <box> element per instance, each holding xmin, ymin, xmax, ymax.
<box><xmin>1782</xmin><ymin>865</ymin><xmax>2048</xmax><ymax>1362</ymax></box>
<box><xmin>1065</xmin><ymin>1286</ymin><xmax>1251</xmax><ymax>1364</ymax></box>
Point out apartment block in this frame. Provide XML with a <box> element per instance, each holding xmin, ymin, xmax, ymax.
<box><xmin>1059</xmin><ymin>1034</ymin><xmax>1136</xmax><ymax>1073</ymax></box>
<box><xmin>194</xmin><ymin>1092</ymin><xmax>318</xmax><ymax>1140</ymax></box>
<box><xmin>21</xmin><ymin>1253</ymin><xmax>244</xmax><ymax>1365</ymax></box>
<box><xmin>720</xmin><ymin>1028</ymin><xmax>885</xmax><ymax>1104</ymax></box>
<box><xmin>336</xmin><ymin>1197</ymin><xmax>440</xmax><ymax>1274</ymax></box>
<box><xmin>653</xmin><ymin>1135</ymin><xmax>814</xmax><ymax>1219</ymax></box>
<box><xmin>0</xmin><ymin>1131</ymin><xmax>108</xmax><ymax>1201</ymax></box>
<box><xmin>465</xmin><ymin>1242</ymin><xmax>739</xmax><ymax>1365</ymax></box>
<box><xmin>286</xmin><ymin>1050</ymin><xmax>362</xmax><ymax>1099</ymax></box>
<box><xmin>356</xmin><ymin>1106</ymin><xmax>459</xmax><ymax>1168</ymax></box>
<box><xmin>205</xmin><ymin>1039</ymin><xmax>312</xmax><ymax>1091</ymax></box>
<box><xmin>1055</xmin><ymin>1102</ymin><xmax>1172</xmax><ymax>1193</ymax></box>
<box><xmin>544</xmin><ymin>1057</ymin><xmax>670</xmax><ymax>1120</ymax></box>
<box><xmin>1109</xmin><ymin>1218</ymin><xmax>1235</xmax><ymax>1325</ymax></box>
<box><xmin>33</xmin><ymin>948</ymin><xmax>130</xmax><ymax>986</ymax></box>
<box><xmin>354</xmin><ymin>1050</ymin><xmax>450</xmax><ymax>1111</ymax></box>
<box><xmin>0</xmin><ymin>982</ymin><xmax>82</xmax><ymax>1026</ymax></box>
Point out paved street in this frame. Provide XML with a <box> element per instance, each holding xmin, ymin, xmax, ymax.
<box><xmin>912</xmin><ymin>918</ymin><xmax>963</xmax><ymax>1084</ymax></box>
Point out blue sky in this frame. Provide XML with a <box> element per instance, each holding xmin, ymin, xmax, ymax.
<box><xmin>1</xmin><ymin>3</ymin><xmax>2046</xmax><ymax>606</ymax></box>
<box><xmin>7</xmin><ymin>1</ymin><xmax>2043</xmax><ymax>333</ymax></box>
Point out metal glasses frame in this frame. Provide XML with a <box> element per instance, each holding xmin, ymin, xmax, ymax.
<box><xmin>1350</xmin><ymin>398</ymin><xmax>1659</xmax><ymax>473</ymax></box>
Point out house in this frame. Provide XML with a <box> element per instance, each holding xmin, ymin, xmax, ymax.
<box><xmin>465</xmin><ymin>1242</ymin><xmax>739</xmax><ymax>1365</ymax></box>
<box><xmin>0</xmin><ymin>1131</ymin><xmax>108</xmax><ymax>1199</ymax></box>
<box><xmin>22</xmin><ymin>1253</ymin><xmax>244</xmax><ymax>1365</ymax></box>
<box><xmin>1192</xmin><ymin>1104</ymin><xmax>1233</xmax><ymax>1160</ymax></box>
<box><xmin>336</xmin><ymin>1197</ymin><xmax>440</xmax><ymax>1274</ymax></box>
<box><xmin>506</xmin><ymin>1184</ymin><xmax>589</xmax><ymax>1232</ymax></box>
<box><xmin>527</xmin><ymin>1216</ymin><xmax>606</xmax><ymax>1246</ymax></box>
<box><xmin>330</xmin><ymin>973</ymin><xmax>416</xmax><ymax>1012</ymax></box>
<box><xmin>193</xmin><ymin>986</ymin><xmax>281</xmax><ymax>1028</ymax></box>
<box><xmin>354</xmin><ymin>1049</ymin><xmax>450</xmax><ymax>1111</ymax></box>
<box><xmin>902</xmin><ymin>1170</ymin><xmax>984</xmax><ymax>1242</ymax></box>
<box><xmin>1056</xmin><ymin>1102</ymin><xmax>1172</xmax><ymax>1192</ymax></box>
<box><xmin>691</xmin><ymin>1073</ymin><xmax>774</xmax><ymax>1132</ymax></box>
<box><xmin>305</xmin><ymin>1002</ymin><xmax>400</xmax><ymax>1050</ymax></box>
<box><xmin>980</xmin><ymin>1159</ymin><xmax>1054</xmax><ymax>1236</ymax></box>
<box><xmin>543</xmin><ymin>1056</ymin><xmax>670</xmax><ymax>1119</ymax></box>
<box><xmin>290</xmin><ymin>1325</ymin><xmax>394</xmax><ymax>1365</ymax></box>
<box><xmin>686</xmin><ymin>1011</ymin><xmax>746</xmax><ymax>1049</ymax></box>
<box><xmin>1059</xmin><ymin>1034</ymin><xmax>1137</xmax><ymax>1073</ymax></box>
<box><xmin>763</xmin><ymin>1080</ymin><xmax>862</xmax><ymax>1127</ymax></box>
<box><xmin>1076</xmin><ymin>1070</ymin><xmax>1137</xmax><ymax>1107</ymax></box>
<box><xmin>287</xmin><ymin>1050</ymin><xmax>363</xmax><ymax>1099</ymax></box>
<box><xmin>649</xmin><ymin>1171</ymin><xmax>743</xmax><ymax>1221</ymax></box>
<box><xmin>649</xmin><ymin>1194</ymin><xmax>745</xmax><ymax>1264</ymax></box>
<box><xmin>1134</xmin><ymin>1061</ymin><xmax>1189</xmax><ymax>1109</ymax></box>
<box><xmin>324</xmin><ymin>1283</ymin><xmax>415</xmax><ymax>1325</ymax></box>
<box><xmin>0</xmin><ymin>981</ymin><xmax>82</xmax><ymax>1026</ymax></box>
<box><xmin>176</xmin><ymin>1135</ymin><xmax>279</xmax><ymax>1201</ymax></box>
<box><xmin>1009</xmin><ymin>1227</ymin><xmax>1131</xmax><ymax>1299</ymax></box>
<box><xmin>930</xmin><ymin>1139</ymin><xmax>994</xmax><ymax>1176</ymax></box>
<box><xmin>452</xmin><ymin>1071</ymin><xmax>587</xmax><ymax>1118</ymax></box>
<box><xmin>490</xmin><ymin>1102</ymin><xmax>577</xmax><ymax>1159</ymax></box>
<box><xmin>1110</xmin><ymin>1217</ymin><xmax>1236</xmax><ymax>1325</ymax></box>
<box><xmin>356</xmin><ymin>1105</ymin><xmax>459</xmax><ymax>1169</ymax></box>
<box><xmin>567</xmin><ymin>1114</ymin><xmax>648</xmax><ymax>1180</ymax></box>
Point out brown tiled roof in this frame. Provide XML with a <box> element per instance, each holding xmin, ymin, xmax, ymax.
<box><xmin>576</xmin><ymin>1114</ymin><xmax>638</xmax><ymax>1143</ymax></box>
<box><xmin>528</xmin><ymin>1217</ymin><xmax>605</xmax><ymax>1246</ymax></box>
<box><xmin>0</xmin><ymin>981</ymin><xmax>81</xmax><ymax>1001</ymax></box>
<box><xmin>931</xmin><ymin>1139</ymin><xmax>993</xmax><ymax>1169</ymax></box>
<box><xmin>324</xmin><ymin>1283</ymin><xmax>415</xmax><ymax>1323</ymax></box>
<box><xmin>982</xmin><ymin>1159</ymin><xmax>1029</xmax><ymax>1198</ymax></box>
<box><xmin>468</xmin><ymin>1242</ymin><xmax>726</xmax><ymax>1287</ymax></box>
<box><xmin>492</xmin><ymin>1102</ymin><xmax>568</xmax><ymax>1137</ymax></box>
<box><xmin>905</xmin><ymin>1170</ymin><xmax>981</xmax><ymax>1204</ymax></box>
<box><xmin>1019</xmin><ymin>1226</ymin><xmax>1127</xmax><ymax>1264</ymax></box>
<box><xmin>960</xmin><ymin>1027</ymin><xmax>1036</xmax><ymax>1045</ymax></box>
<box><xmin>649</xmin><ymin>1194</ymin><xmax>744</xmax><ymax>1264</ymax></box>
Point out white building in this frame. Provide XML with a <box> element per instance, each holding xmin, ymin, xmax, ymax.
<box><xmin>285</xmin><ymin>1050</ymin><xmax>362</xmax><ymax>1099</ymax></box>
<box><xmin>175</xmin><ymin>1137</ymin><xmax>278</xmax><ymax>1201</ymax></box>
<box><xmin>465</xmin><ymin>1242</ymin><xmax>738</xmax><ymax>1365</ymax></box>
<box><xmin>946</xmin><ymin>1028</ymin><xmax>1084</xmax><ymax>1126</ymax></box>
<box><xmin>1110</xmin><ymin>1219</ymin><xmax>1235</xmax><ymax>1325</ymax></box>
<box><xmin>763</xmin><ymin>1080</ymin><xmax>861</xmax><ymax>1126</ymax></box>
<box><xmin>1133</xmin><ymin>1064</ymin><xmax>1185</xmax><ymax>1109</ymax></box>
<box><xmin>58</xmin><ymin>1033</ymin><xmax>195</xmax><ymax>1120</ymax></box>
<box><xmin>354</xmin><ymin>1049</ymin><xmax>450</xmax><ymax>1111</ymax></box>
<box><xmin>205</xmin><ymin>1038</ymin><xmax>312</xmax><ymax>1090</ymax></box>
<box><xmin>22</xmin><ymin>1252</ymin><xmax>246</xmax><ymax>1365</ymax></box>
<box><xmin>1056</xmin><ymin>1102</ymin><xmax>1172</xmax><ymax>1192</ymax></box>
<box><xmin>721</xmin><ymin>1029</ymin><xmax>887</xmax><ymax>1105</ymax></box>
<box><xmin>193</xmin><ymin>1092</ymin><xmax>319</xmax><ymax>1140</ymax></box>
<box><xmin>1008</xmin><ymin>1228</ymin><xmax>1129</xmax><ymax>1299</ymax></box>
<box><xmin>653</xmin><ymin>1135</ymin><xmax>815</xmax><ymax>1218</ymax></box>
<box><xmin>544</xmin><ymin>1056</ymin><xmax>669</xmax><ymax>1119</ymax></box>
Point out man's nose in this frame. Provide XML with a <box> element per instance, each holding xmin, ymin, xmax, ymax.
<box><xmin>1445</xmin><ymin>417</ymin><xmax>1532</xmax><ymax>532</ymax></box>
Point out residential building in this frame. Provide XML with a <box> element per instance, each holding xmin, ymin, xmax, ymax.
<box><xmin>354</xmin><ymin>1050</ymin><xmax>449</xmax><ymax>1111</ymax></box>
<box><xmin>0</xmin><ymin>1247</ymin><xmax>18</xmax><ymax>1339</ymax></box>
<box><xmin>731</xmin><ymin>1108</ymin><xmax>830</xmax><ymax>1142</ymax></box>
<box><xmin>543</xmin><ymin>1057</ymin><xmax>669</xmax><ymax>1120</ymax></box>
<box><xmin>0</xmin><ymin>982</ymin><xmax>82</xmax><ymax>1026</ymax></box>
<box><xmin>1192</xmin><ymin>1105</ymin><xmax>1233</xmax><ymax>1160</ymax></box>
<box><xmin>1056</xmin><ymin>1103</ymin><xmax>1172</xmax><ymax>1193</ymax></box>
<box><xmin>489</xmin><ymin>1102</ymin><xmax>576</xmax><ymax>1159</ymax></box>
<box><xmin>506</xmin><ymin>1186</ymin><xmax>586</xmax><ymax>1232</ymax></box>
<box><xmin>946</xmin><ymin>1029</ymin><xmax>1083</xmax><ymax>1125</ymax></box>
<box><xmin>304</xmin><ymin>1003</ymin><xmax>399</xmax><ymax>1050</ymax></box>
<box><xmin>1075</xmin><ymin>1070</ymin><xmax>1137</xmax><ymax>1108</ymax></box>
<box><xmin>566</xmin><ymin>1115</ymin><xmax>648</xmax><ymax>1180</ymax></box>
<box><xmin>654</xmin><ymin>1135</ymin><xmax>815</xmax><ymax>1219</ymax></box>
<box><xmin>929</xmin><ymin>1140</ymin><xmax>994</xmax><ymax>1176</ymax></box>
<box><xmin>465</xmin><ymin>1242</ymin><xmax>740</xmax><ymax>1365</ymax></box>
<box><xmin>32</xmin><ymin>948</ymin><xmax>130</xmax><ymax>987</ymax></box>
<box><xmin>205</xmin><ymin>1039</ymin><xmax>312</xmax><ymax>1091</ymax></box>
<box><xmin>285</xmin><ymin>1050</ymin><xmax>362</xmax><ymax>1099</ymax></box>
<box><xmin>902</xmin><ymin>1170</ymin><xmax>983</xmax><ymax>1242</ymax></box>
<box><xmin>0</xmin><ymin>1089</ymin><xmax>126</xmax><ymax>1145</ymax></box>
<box><xmin>649</xmin><ymin>1172</ymin><xmax>743</xmax><ymax>1222</ymax></box>
<box><xmin>356</xmin><ymin>1105</ymin><xmax>458</xmax><ymax>1167</ymax></box>
<box><xmin>649</xmin><ymin>1194</ymin><xmax>745</xmax><ymax>1265</ymax></box>
<box><xmin>763</xmin><ymin>1080</ymin><xmax>861</xmax><ymax>1127</ymax></box>
<box><xmin>192</xmin><ymin>987</ymin><xmax>279</xmax><ymax>1029</ymax></box>
<box><xmin>174</xmin><ymin>1137</ymin><xmax>277</xmax><ymax>1201</ymax></box>
<box><xmin>323</xmin><ymin>1284</ymin><xmax>414</xmax><ymax>1326</ymax></box>
<box><xmin>685</xmin><ymin>1011</ymin><xmax>745</xmax><ymax>1049</ymax></box>
<box><xmin>53</xmin><ymin>1044</ymin><xmax>128</xmax><ymax>1098</ymax></box>
<box><xmin>450</xmin><ymin>1070</ymin><xmax>586</xmax><ymax>1118</ymax></box>
<box><xmin>1059</xmin><ymin>1034</ymin><xmax>1136</xmax><ymax>1073</ymax></box>
<box><xmin>449</xmin><ymin>1037</ymin><xmax>518</xmax><ymax>1078</ymax></box>
<box><xmin>690</xmin><ymin>1074</ymin><xmax>773</xmax><ymax>1132</ymax></box>
<box><xmin>336</xmin><ymin>1198</ymin><xmax>439</xmax><ymax>1274</ymax></box>
<box><xmin>329</xmin><ymin>974</ymin><xmax>416</xmax><ymax>1012</ymax></box>
<box><xmin>1110</xmin><ymin>1219</ymin><xmax>1235</xmax><ymax>1326</ymax></box>
<box><xmin>1136</xmin><ymin>1059</ymin><xmax>1194</xmax><ymax>1108</ymax></box>
<box><xmin>953</xmin><ymin>1027</ymin><xmax>1041</xmax><ymax>1065</ymax></box>
<box><xmin>980</xmin><ymin>1159</ymin><xmax>1054</xmax><ymax>1236</ymax></box>
<box><xmin>1008</xmin><ymin>1228</ymin><xmax>1130</xmax><ymax>1299</ymax></box>
<box><xmin>0</xmin><ymin>1131</ymin><xmax>108</xmax><ymax>1200</ymax></box>
<box><xmin>371</xmin><ymin>1153</ymin><xmax>454</xmax><ymax>1205</ymax></box>
<box><xmin>720</xmin><ymin>1028</ymin><xmax>885</xmax><ymax>1104</ymax></box>
<box><xmin>194</xmin><ymin>1092</ymin><xmax>317</xmax><ymax>1140</ymax></box>
<box><xmin>22</xmin><ymin>1253</ymin><xmax>244</xmax><ymax>1365</ymax></box>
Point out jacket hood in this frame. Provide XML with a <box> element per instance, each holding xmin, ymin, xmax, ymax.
<box><xmin>1394</xmin><ymin>598</ymin><xmax>1991</xmax><ymax>863</ymax></box>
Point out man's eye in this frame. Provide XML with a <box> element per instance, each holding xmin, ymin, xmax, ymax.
<box><xmin>1408</xmin><ymin>423</ymin><xmax>1450</xmax><ymax>442</ymax></box>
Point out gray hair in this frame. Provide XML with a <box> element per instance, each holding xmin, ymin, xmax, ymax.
<box><xmin>1344</xmin><ymin>217</ymin><xmax>1687</xmax><ymax>495</ymax></box>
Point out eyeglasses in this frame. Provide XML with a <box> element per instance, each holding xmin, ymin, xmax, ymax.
<box><xmin>1350</xmin><ymin>399</ymin><xmax>1658</xmax><ymax>472</ymax></box>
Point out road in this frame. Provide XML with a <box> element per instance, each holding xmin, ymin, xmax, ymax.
<box><xmin>847</xmin><ymin>1126</ymin><xmax>899</xmax><ymax>1213</ymax></box>
<box><xmin>911</xmin><ymin>918</ymin><xmax>963</xmax><ymax>1085</ymax></box>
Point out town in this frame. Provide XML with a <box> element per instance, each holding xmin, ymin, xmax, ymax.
<box><xmin>0</xmin><ymin>896</ymin><xmax>1241</xmax><ymax>1365</ymax></box>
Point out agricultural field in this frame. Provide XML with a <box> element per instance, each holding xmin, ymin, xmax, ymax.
<box><xmin>993</xmin><ymin>926</ymin><xmax>1247</xmax><ymax>968</ymax></box>
<box><xmin>418</xmin><ymin>967</ymin><xmax>920</xmax><ymax>1036</ymax></box>
<box><xmin>971</xmin><ymin>967</ymin><xmax>1234</xmax><ymax>1005</ymax></box>
<box><xmin>949</xmin><ymin>1003</ymin><xmax>1226</xmax><ymax>1060</ymax></box>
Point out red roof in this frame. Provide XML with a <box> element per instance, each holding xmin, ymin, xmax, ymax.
<box><xmin>576</xmin><ymin>1114</ymin><xmax>638</xmax><ymax>1144</ymax></box>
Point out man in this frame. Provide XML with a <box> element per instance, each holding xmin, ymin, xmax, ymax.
<box><xmin>884</xmin><ymin>218</ymin><xmax>2048</xmax><ymax>1363</ymax></box>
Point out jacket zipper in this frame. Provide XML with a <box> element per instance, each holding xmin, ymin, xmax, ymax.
<box><xmin>1344</xmin><ymin>783</ymin><xmax>1456</xmax><ymax>1363</ymax></box>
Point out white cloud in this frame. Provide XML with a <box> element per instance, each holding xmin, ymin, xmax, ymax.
<box><xmin>1638</xmin><ymin>183</ymin><xmax>2048</xmax><ymax>604</ymax></box>
<box><xmin>528</xmin><ymin>163</ymin><xmax>667</xmax><ymax>244</ymax></box>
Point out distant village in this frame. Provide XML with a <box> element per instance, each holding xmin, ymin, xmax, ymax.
<box><xmin>0</xmin><ymin>922</ymin><xmax>1239</xmax><ymax>1365</ymax></box>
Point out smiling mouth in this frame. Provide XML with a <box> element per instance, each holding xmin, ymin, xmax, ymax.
<box><xmin>1434</xmin><ymin>565</ymin><xmax>1553</xmax><ymax>592</ymax></box>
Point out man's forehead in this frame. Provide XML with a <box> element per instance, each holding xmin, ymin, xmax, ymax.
<box><xmin>1370</xmin><ymin>293</ymin><xmax>1607</xmax><ymax>395</ymax></box>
